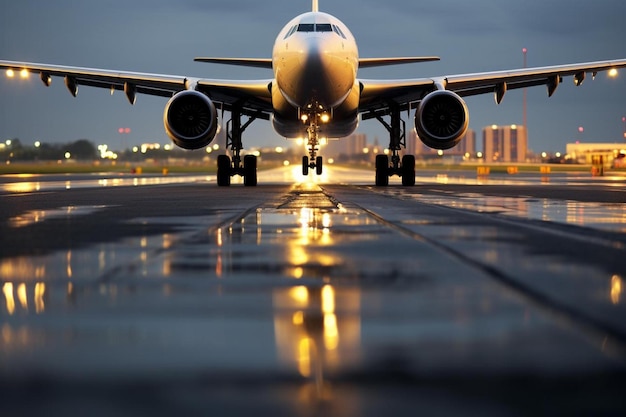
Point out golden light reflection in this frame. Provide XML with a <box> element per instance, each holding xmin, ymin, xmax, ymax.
<box><xmin>321</xmin><ymin>285</ymin><xmax>335</xmax><ymax>314</ymax></box>
<box><xmin>292</xmin><ymin>267</ymin><xmax>304</xmax><ymax>279</ymax></box>
<box><xmin>289</xmin><ymin>286</ymin><xmax>309</xmax><ymax>307</ymax></box>
<box><xmin>273</xmin><ymin>285</ymin><xmax>361</xmax><ymax>385</ymax></box>
<box><xmin>4</xmin><ymin>182</ymin><xmax>41</xmax><ymax>194</ymax></box>
<box><xmin>3</xmin><ymin>283</ymin><xmax>15</xmax><ymax>315</ymax></box>
<box><xmin>66</xmin><ymin>250</ymin><xmax>73</xmax><ymax>279</ymax></box>
<box><xmin>17</xmin><ymin>283</ymin><xmax>28</xmax><ymax>311</ymax></box>
<box><xmin>298</xmin><ymin>337</ymin><xmax>313</xmax><ymax>378</ymax></box>
<box><xmin>34</xmin><ymin>283</ymin><xmax>45</xmax><ymax>313</ymax></box>
<box><xmin>611</xmin><ymin>275</ymin><xmax>622</xmax><ymax>305</ymax></box>
<box><xmin>217</xmin><ymin>228</ymin><xmax>223</xmax><ymax>247</ymax></box>
<box><xmin>323</xmin><ymin>313</ymin><xmax>339</xmax><ymax>350</ymax></box>
<box><xmin>286</xmin><ymin>206</ymin><xmax>340</xmax><ymax>275</ymax></box>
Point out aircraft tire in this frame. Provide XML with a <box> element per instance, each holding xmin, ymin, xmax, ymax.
<box><xmin>401</xmin><ymin>154</ymin><xmax>416</xmax><ymax>186</ymax></box>
<box><xmin>217</xmin><ymin>154</ymin><xmax>231</xmax><ymax>187</ymax></box>
<box><xmin>243</xmin><ymin>155</ymin><xmax>258</xmax><ymax>186</ymax></box>
<box><xmin>375</xmin><ymin>154</ymin><xmax>389</xmax><ymax>186</ymax></box>
<box><xmin>302</xmin><ymin>156</ymin><xmax>309</xmax><ymax>176</ymax></box>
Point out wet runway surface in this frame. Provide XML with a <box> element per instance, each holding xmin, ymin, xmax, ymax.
<box><xmin>1</xmin><ymin>166</ymin><xmax>626</xmax><ymax>416</ymax></box>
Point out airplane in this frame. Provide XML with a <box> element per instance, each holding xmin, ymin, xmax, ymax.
<box><xmin>1</xmin><ymin>0</ymin><xmax>625</xmax><ymax>186</ymax></box>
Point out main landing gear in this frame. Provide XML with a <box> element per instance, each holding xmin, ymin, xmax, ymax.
<box><xmin>372</xmin><ymin>104</ymin><xmax>416</xmax><ymax>186</ymax></box>
<box><xmin>216</xmin><ymin>106</ymin><xmax>263</xmax><ymax>187</ymax></box>
<box><xmin>301</xmin><ymin>112</ymin><xmax>324</xmax><ymax>177</ymax></box>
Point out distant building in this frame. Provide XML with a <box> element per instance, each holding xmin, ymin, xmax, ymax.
<box><xmin>324</xmin><ymin>133</ymin><xmax>367</xmax><ymax>159</ymax></box>
<box><xmin>409</xmin><ymin>128</ymin><xmax>476</xmax><ymax>157</ymax></box>
<box><xmin>482</xmin><ymin>125</ymin><xmax>527</xmax><ymax>162</ymax></box>
<box><xmin>566</xmin><ymin>142</ymin><xmax>626</xmax><ymax>167</ymax></box>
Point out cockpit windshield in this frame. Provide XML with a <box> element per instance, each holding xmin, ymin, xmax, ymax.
<box><xmin>297</xmin><ymin>23</ymin><xmax>315</xmax><ymax>32</ymax></box>
<box><xmin>316</xmin><ymin>24</ymin><xmax>333</xmax><ymax>32</ymax></box>
<box><xmin>284</xmin><ymin>23</ymin><xmax>347</xmax><ymax>39</ymax></box>
<box><xmin>296</xmin><ymin>23</ymin><xmax>334</xmax><ymax>33</ymax></box>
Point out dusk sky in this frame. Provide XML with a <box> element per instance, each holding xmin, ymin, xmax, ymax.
<box><xmin>1</xmin><ymin>0</ymin><xmax>625</xmax><ymax>153</ymax></box>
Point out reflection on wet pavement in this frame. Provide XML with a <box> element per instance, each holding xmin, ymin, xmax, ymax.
<box><xmin>0</xmin><ymin>174</ymin><xmax>213</xmax><ymax>193</ymax></box>
<box><xmin>2</xmin><ymin>177</ymin><xmax>626</xmax><ymax>414</ymax></box>
<box><xmin>9</xmin><ymin>205</ymin><xmax>108</xmax><ymax>228</ymax></box>
<box><xmin>381</xmin><ymin>189</ymin><xmax>626</xmax><ymax>232</ymax></box>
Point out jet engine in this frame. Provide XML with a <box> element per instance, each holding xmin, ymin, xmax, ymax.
<box><xmin>414</xmin><ymin>90</ymin><xmax>469</xmax><ymax>150</ymax></box>
<box><xmin>163</xmin><ymin>90</ymin><xmax>219</xmax><ymax>150</ymax></box>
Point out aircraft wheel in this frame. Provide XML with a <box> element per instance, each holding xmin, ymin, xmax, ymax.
<box><xmin>401</xmin><ymin>155</ymin><xmax>416</xmax><ymax>186</ymax></box>
<box><xmin>316</xmin><ymin>156</ymin><xmax>323</xmax><ymax>175</ymax></box>
<box><xmin>302</xmin><ymin>156</ymin><xmax>309</xmax><ymax>176</ymax></box>
<box><xmin>375</xmin><ymin>154</ymin><xmax>389</xmax><ymax>186</ymax></box>
<box><xmin>243</xmin><ymin>155</ymin><xmax>258</xmax><ymax>186</ymax></box>
<box><xmin>217</xmin><ymin>154</ymin><xmax>231</xmax><ymax>187</ymax></box>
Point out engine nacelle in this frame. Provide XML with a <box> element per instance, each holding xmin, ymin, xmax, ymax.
<box><xmin>415</xmin><ymin>90</ymin><xmax>469</xmax><ymax>150</ymax></box>
<box><xmin>163</xmin><ymin>90</ymin><xmax>218</xmax><ymax>150</ymax></box>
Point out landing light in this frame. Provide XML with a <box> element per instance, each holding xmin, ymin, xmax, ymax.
<box><xmin>608</xmin><ymin>68</ymin><xmax>619</xmax><ymax>78</ymax></box>
<box><xmin>6</xmin><ymin>69</ymin><xmax>15</xmax><ymax>78</ymax></box>
<box><xmin>20</xmin><ymin>69</ymin><xmax>29</xmax><ymax>79</ymax></box>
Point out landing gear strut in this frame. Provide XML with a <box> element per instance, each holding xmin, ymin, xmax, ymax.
<box><xmin>301</xmin><ymin>112</ymin><xmax>324</xmax><ymax>176</ymax></box>
<box><xmin>372</xmin><ymin>104</ymin><xmax>415</xmax><ymax>186</ymax></box>
<box><xmin>216</xmin><ymin>106</ymin><xmax>261</xmax><ymax>187</ymax></box>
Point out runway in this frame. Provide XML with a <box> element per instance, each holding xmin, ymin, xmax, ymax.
<box><xmin>1</xmin><ymin>165</ymin><xmax>626</xmax><ymax>416</ymax></box>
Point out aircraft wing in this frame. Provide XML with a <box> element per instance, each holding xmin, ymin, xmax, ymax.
<box><xmin>359</xmin><ymin>59</ymin><xmax>626</xmax><ymax>117</ymax></box>
<box><xmin>0</xmin><ymin>60</ymin><xmax>274</xmax><ymax>115</ymax></box>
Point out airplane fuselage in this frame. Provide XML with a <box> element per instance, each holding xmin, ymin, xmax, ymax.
<box><xmin>271</xmin><ymin>11</ymin><xmax>360</xmax><ymax>138</ymax></box>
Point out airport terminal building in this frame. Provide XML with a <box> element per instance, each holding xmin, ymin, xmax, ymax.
<box><xmin>566</xmin><ymin>142</ymin><xmax>626</xmax><ymax>167</ymax></box>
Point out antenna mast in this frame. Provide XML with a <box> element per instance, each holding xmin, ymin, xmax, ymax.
<box><xmin>312</xmin><ymin>0</ymin><xmax>319</xmax><ymax>12</ymax></box>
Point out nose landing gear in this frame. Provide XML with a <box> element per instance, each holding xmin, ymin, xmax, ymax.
<box><xmin>300</xmin><ymin>112</ymin><xmax>325</xmax><ymax>176</ymax></box>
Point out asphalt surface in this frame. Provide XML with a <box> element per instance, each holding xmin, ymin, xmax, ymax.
<box><xmin>1</xmin><ymin>166</ymin><xmax>626</xmax><ymax>416</ymax></box>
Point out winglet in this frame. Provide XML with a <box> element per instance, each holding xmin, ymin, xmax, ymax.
<box><xmin>312</xmin><ymin>0</ymin><xmax>319</xmax><ymax>12</ymax></box>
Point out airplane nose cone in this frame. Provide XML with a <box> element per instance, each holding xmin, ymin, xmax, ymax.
<box><xmin>281</xmin><ymin>38</ymin><xmax>354</xmax><ymax>109</ymax></box>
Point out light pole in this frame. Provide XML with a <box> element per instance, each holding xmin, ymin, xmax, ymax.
<box><xmin>118</xmin><ymin>127</ymin><xmax>131</xmax><ymax>152</ymax></box>
<box><xmin>578</xmin><ymin>126</ymin><xmax>584</xmax><ymax>143</ymax></box>
<box><xmin>522</xmin><ymin>48</ymin><xmax>527</xmax><ymax>132</ymax></box>
<box><xmin>622</xmin><ymin>116</ymin><xmax>626</xmax><ymax>141</ymax></box>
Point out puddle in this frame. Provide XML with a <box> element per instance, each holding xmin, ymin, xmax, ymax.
<box><xmin>8</xmin><ymin>205</ymin><xmax>109</xmax><ymax>228</ymax></box>
<box><xmin>393</xmin><ymin>192</ymin><xmax>626</xmax><ymax>232</ymax></box>
<box><xmin>0</xmin><ymin>174</ymin><xmax>213</xmax><ymax>194</ymax></box>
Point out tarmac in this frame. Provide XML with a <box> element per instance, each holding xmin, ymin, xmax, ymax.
<box><xmin>1</xmin><ymin>165</ymin><xmax>626</xmax><ymax>416</ymax></box>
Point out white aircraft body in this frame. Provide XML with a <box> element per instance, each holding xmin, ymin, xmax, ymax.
<box><xmin>2</xmin><ymin>0</ymin><xmax>626</xmax><ymax>186</ymax></box>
